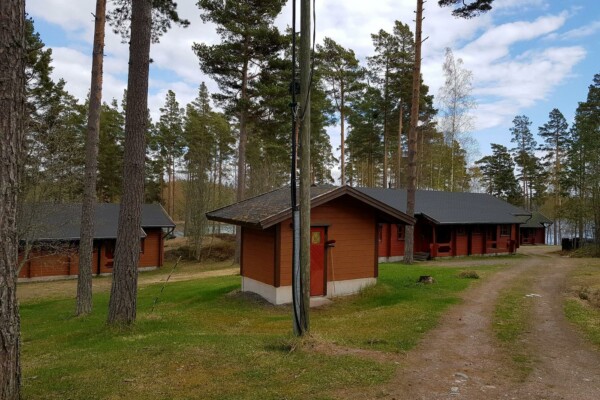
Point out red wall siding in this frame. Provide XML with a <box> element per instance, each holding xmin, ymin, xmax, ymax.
<box><xmin>139</xmin><ymin>228</ymin><xmax>163</xmax><ymax>267</ymax></box>
<box><xmin>455</xmin><ymin>229</ymin><xmax>468</xmax><ymax>256</ymax></box>
<box><xmin>535</xmin><ymin>228</ymin><xmax>545</xmax><ymax>244</ymax></box>
<box><xmin>278</xmin><ymin>196</ymin><xmax>377</xmax><ymax>287</ymax></box>
<box><xmin>390</xmin><ymin>224</ymin><xmax>406</xmax><ymax>256</ymax></box>
<box><xmin>18</xmin><ymin>229</ymin><xmax>166</xmax><ymax>279</ymax></box>
<box><xmin>241</xmin><ymin>226</ymin><xmax>276</xmax><ymax>286</ymax></box>
<box><xmin>380</xmin><ymin>222</ymin><xmax>519</xmax><ymax>259</ymax></box>
<box><xmin>471</xmin><ymin>230</ymin><xmax>484</xmax><ymax>254</ymax></box>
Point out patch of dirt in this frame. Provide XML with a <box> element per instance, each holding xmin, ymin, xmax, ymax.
<box><xmin>335</xmin><ymin>246</ymin><xmax>600</xmax><ymax>399</ymax></box>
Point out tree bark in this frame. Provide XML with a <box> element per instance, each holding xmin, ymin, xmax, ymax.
<box><xmin>0</xmin><ymin>0</ymin><xmax>25</xmax><ymax>397</ymax></box>
<box><xmin>77</xmin><ymin>0</ymin><xmax>107</xmax><ymax>316</ymax></box>
<box><xmin>403</xmin><ymin>0</ymin><xmax>424</xmax><ymax>264</ymax></box>
<box><xmin>107</xmin><ymin>0</ymin><xmax>152</xmax><ymax>325</ymax></box>
<box><xmin>340</xmin><ymin>85</ymin><xmax>345</xmax><ymax>186</ymax></box>
<box><xmin>298</xmin><ymin>0</ymin><xmax>311</xmax><ymax>334</ymax></box>
<box><xmin>383</xmin><ymin>66</ymin><xmax>389</xmax><ymax>188</ymax></box>
<box><xmin>396</xmin><ymin>100</ymin><xmax>402</xmax><ymax>189</ymax></box>
<box><xmin>234</xmin><ymin>50</ymin><xmax>250</xmax><ymax>264</ymax></box>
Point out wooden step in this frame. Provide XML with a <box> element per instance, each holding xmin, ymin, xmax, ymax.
<box><xmin>414</xmin><ymin>252</ymin><xmax>430</xmax><ymax>261</ymax></box>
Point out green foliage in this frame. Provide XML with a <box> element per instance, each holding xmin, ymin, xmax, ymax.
<box><xmin>510</xmin><ymin>115</ymin><xmax>542</xmax><ymax>209</ymax></box>
<box><xmin>97</xmin><ymin>100</ymin><xmax>125</xmax><ymax>202</ymax></box>
<box><xmin>565</xmin><ymin>262</ymin><xmax>600</xmax><ymax>348</ymax></box>
<box><xmin>565</xmin><ymin>73</ymin><xmax>600</xmax><ymax>241</ymax></box>
<box><xmin>438</xmin><ymin>0</ymin><xmax>495</xmax><ymax>19</ymax></box>
<box><xmin>108</xmin><ymin>0</ymin><xmax>190</xmax><ymax>43</ymax></box>
<box><xmin>476</xmin><ymin>144</ymin><xmax>521</xmax><ymax>205</ymax></box>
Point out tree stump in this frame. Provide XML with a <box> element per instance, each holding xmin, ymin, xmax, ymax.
<box><xmin>418</xmin><ymin>275</ymin><xmax>435</xmax><ymax>284</ymax></box>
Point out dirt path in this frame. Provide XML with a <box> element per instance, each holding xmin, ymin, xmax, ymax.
<box><xmin>341</xmin><ymin>247</ymin><xmax>600</xmax><ymax>399</ymax></box>
<box><xmin>505</xmin><ymin>253</ymin><xmax>600</xmax><ymax>399</ymax></box>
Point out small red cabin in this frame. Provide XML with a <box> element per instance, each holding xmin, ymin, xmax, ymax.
<box><xmin>519</xmin><ymin>211</ymin><xmax>552</xmax><ymax>245</ymax></box>
<box><xmin>207</xmin><ymin>186</ymin><xmax>414</xmax><ymax>304</ymax></box>
<box><xmin>18</xmin><ymin>203</ymin><xmax>175</xmax><ymax>280</ymax></box>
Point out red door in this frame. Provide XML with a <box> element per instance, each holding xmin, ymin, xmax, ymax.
<box><xmin>310</xmin><ymin>227</ymin><xmax>326</xmax><ymax>296</ymax></box>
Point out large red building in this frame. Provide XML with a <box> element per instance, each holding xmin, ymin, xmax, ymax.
<box><xmin>356</xmin><ymin>188</ymin><xmax>528</xmax><ymax>261</ymax></box>
<box><xmin>18</xmin><ymin>203</ymin><xmax>175</xmax><ymax>280</ymax></box>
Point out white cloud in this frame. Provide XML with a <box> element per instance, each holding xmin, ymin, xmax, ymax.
<box><xmin>27</xmin><ymin>0</ymin><xmax>590</xmax><ymax>164</ymax></box>
<box><xmin>547</xmin><ymin>20</ymin><xmax>600</xmax><ymax>40</ymax></box>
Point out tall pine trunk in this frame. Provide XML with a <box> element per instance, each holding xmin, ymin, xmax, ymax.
<box><xmin>0</xmin><ymin>0</ymin><xmax>25</xmax><ymax>397</ymax></box>
<box><xmin>403</xmin><ymin>0</ymin><xmax>423</xmax><ymax>264</ymax></box>
<box><xmin>77</xmin><ymin>0</ymin><xmax>107</xmax><ymax>316</ymax></box>
<box><xmin>234</xmin><ymin>54</ymin><xmax>250</xmax><ymax>264</ymax></box>
<box><xmin>108</xmin><ymin>0</ymin><xmax>152</xmax><ymax>325</ymax></box>
<box><xmin>396</xmin><ymin>101</ymin><xmax>402</xmax><ymax>188</ymax></box>
<box><xmin>340</xmin><ymin>87</ymin><xmax>345</xmax><ymax>185</ymax></box>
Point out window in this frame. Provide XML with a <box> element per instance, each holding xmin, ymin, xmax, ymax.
<box><xmin>456</xmin><ymin>226</ymin><xmax>466</xmax><ymax>236</ymax></box>
<box><xmin>472</xmin><ymin>226</ymin><xmax>481</xmax><ymax>235</ymax></box>
<box><xmin>397</xmin><ymin>224</ymin><xmax>405</xmax><ymax>240</ymax></box>
<box><xmin>140</xmin><ymin>238</ymin><xmax>146</xmax><ymax>254</ymax></box>
<box><xmin>436</xmin><ymin>226</ymin><xmax>452</xmax><ymax>244</ymax></box>
<box><xmin>378</xmin><ymin>225</ymin><xmax>383</xmax><ymax>242</ymax></box>
<box><xmin>500</xmin><ymin>225</ymin><xmax>510</xmax><ymax>236</ymax></box>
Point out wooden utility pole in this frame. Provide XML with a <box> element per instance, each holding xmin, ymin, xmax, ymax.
<box><xmin>298</xmin><ymin>0</ymin><xmax>312</xmax><ymax>334</ymax></box>
<box><xmin>77</xmin><ymin>0</ymin><xmax>107</xmax><ymax>316</ymax></box>
<box><xmin>404</xmin><ymin>0</ymin><xmax>424</xmax><ymax>264</ymax></box>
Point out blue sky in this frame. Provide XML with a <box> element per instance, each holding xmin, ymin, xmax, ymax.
<box><xmin>27</xmin><ymin>0</ymin><xmax>599</xmax><ymax>180</ymax></box>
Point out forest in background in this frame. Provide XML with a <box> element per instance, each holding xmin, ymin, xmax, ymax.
<box><xmin>21</xmin><ymin>8</ymin><xmax>600</xmax><ymax>252</ymax></box>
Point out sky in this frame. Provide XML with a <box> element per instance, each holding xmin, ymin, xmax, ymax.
<box><xmin>27</xmin><ymin>0</ymin><xmax>600</xmax><ymax>181</ymax></box>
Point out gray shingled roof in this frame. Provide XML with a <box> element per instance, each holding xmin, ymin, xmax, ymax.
<box><xmin>22</xmin><ymin>203</ymin><xmax>175</xmax><ymax>241</ymax></box>
<box><xmin>356</xmin><ymin>187</ymin><xmax>530</xmax><ymax>225</ymax></box>
<box><xmin>520</xmin><ymin>211</ymin><xmax>553</xmax><ymax>228</ymax></box>
<box><xmin>206</xmin><ymin>185</ymin><xmax>415</xmax><ymax>228</ymax></box>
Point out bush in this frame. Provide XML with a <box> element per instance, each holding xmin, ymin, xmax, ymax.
<box><xmin>165</xmin><ymin>234</ymin><xmax>235</xmax><ymax>262</ymax></box>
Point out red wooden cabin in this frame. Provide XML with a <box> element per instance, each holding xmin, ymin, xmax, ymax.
<box><xmin>519</xmin><ymin>211</ymin><xmax>552</xmax><ymax>245</ymax></box>
<box><xmin>207</xmin><ymin>186</ymin><xmax>414</xmax><ymax>305</ymax></box>
<box><xmin>18</xmin><ymin>203</ymin><xmax>175</xmax><ymax>280</ymax></box>
<box><xmin>356</xmin><ymin>188</ymin><xmax>528</xmax><ymax>260</ymax></box>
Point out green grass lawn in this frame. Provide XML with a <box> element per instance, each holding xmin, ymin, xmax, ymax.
<box><xmin>564</xmin><ymin>261</ymin><xmax>600</xmax><ymax>349</ymax></box>
<box><xmin>493</xmin><ymin>274</ymin><xmax>536</xmax><ymax>380</ymax></box>
<box><xmin>20</xmin><ymin>263</ymin><xmax>501</xmax><ymax>400</ymax></box>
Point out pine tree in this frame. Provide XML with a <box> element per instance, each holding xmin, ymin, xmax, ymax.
<box><xmin>97</xmin><ymin>100</ymin><xmax>125</xmax><ymax>202</ymax></box>
<box><xmin>510</xmin><ymin>115</ymin><xmax>537</xmax><ymax>210</ymax></box>
<box><xmin>77</xmin><ymin>0</ymin><xmax>107</xmax><ymax>316</ymax></box>
<box><xmin>476</xmin><ymin>144</ymin><xmax>521</xmax><ymax>204</ymax></box>
<box><xmin>107</xmin><ymin>0</ymin><xmax>188</xmax><ymax>326</ymax></box>
<box><xmin>568</xmin><ymin>73</ymin><xmax>600</xmax><ymax>247</ymax></box>
<box><xmin>184</xmin><ymin>83</ymin><xmax>233</xmax><ymax>259</ymax></box>
<box><xmin>347</xmin><ymin>85</ymin><xmax>384</xmax><ymax>186</ymax></box>
<box><xmin>156</xmin><ymin>90</ymin><xmax>185</xmax><ymax>218</ymax></box>
<box><xmin>194</xmin><ymin>0</ymin><xmax>286</xmax><ymax>201</ymax></box>
<box><xmin>0</xmin><ymin>0</ymin><xmax>25</xmax><ymax>396</ymax></box>
<box><xmin>368</xmin><ymin>29</ymin><xmax>398</xmax><ymax>187</ymax></box>
<box><xmin>317</xmin><ymin>37</ymin><xmax>364</xmax><ymax>185</ymax></box>
<box><xmin>538</xmin><ymin>108</ymin><xmax>569</xmax><ymax>243</ymax></box>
